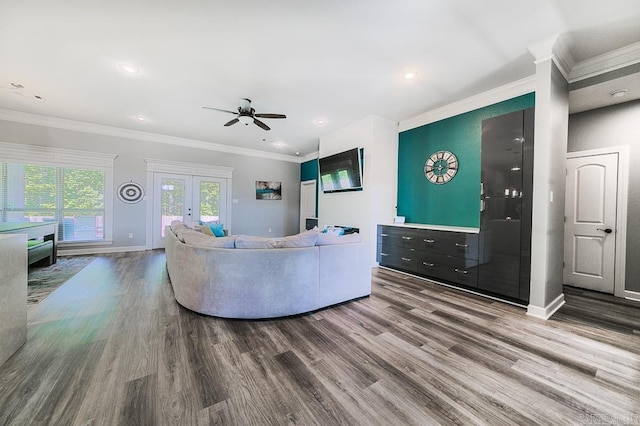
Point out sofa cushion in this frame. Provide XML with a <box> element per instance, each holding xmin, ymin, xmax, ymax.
<box><xmin>183</xmin><ymin>230</ymin><xmax>236</xmax><ymax>248</ymax></box>
<box><xmin>235</xmin><ymin>235</ymin><xmax>280</xmax><ymax>249</ymax></box>
<box><xmin>316</xmin><ymin>232</ymin><xmax>361</xmax><ymax>246</ymax></box>
<box><xmin>280</xmin><ymin>232</ymin><xmax>318</xmax><ymax>248</ymax></box>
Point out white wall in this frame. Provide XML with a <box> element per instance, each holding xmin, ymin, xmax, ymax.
<box><xmin>0</xmin><ymin>119</ymin><xmax>301</xmax><ymax>253</ymax></box>
<box><xmin>318</xmin><ymin>115</ymin><xmax>398</xmax><ymax>264</ymax></box>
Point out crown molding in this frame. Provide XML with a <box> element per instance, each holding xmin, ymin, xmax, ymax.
<box><xmin>398</xmin><ymin>76</ymin><xmax>536</xmax><ymax>132</ymax></box>
<box><xmin>300</xmin><ymin>151</ymin><xmax>319</xmax><ymax>162</ymax></box>
<box><xmin>0</xmin><ymin>109</ymin><xmax>304</xmax><ymax>164</ymax></box>
<box><xmin>527</xmin><ymin>34</ymin><xmax>574</xmax><ymax>80</ymax></box>
<box><xmin>569</xmin><ymin>41</ymin><xmax>640</xmax><ymax>83</ymax></box>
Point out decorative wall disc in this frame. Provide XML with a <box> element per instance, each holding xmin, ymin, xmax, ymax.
<box><xmin>424</xmin><ymin>150</ymin><xmax>458</xmax><ymax>184</ymax></box>
<box><xmin>117</xmin><ymin>182</ymin><xmax>145</xmax><ymax>204</ymax></box>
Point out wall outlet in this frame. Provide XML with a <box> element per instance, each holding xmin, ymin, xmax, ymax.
<box><xmin>268</xmin><ymin>228</ymin><xmax>272</xmax><ymax>233</ymax></box>
<box><xmin>128</xmin><ymin>233</ymin><xmax>133</xmax><ymax>239</ymax></box>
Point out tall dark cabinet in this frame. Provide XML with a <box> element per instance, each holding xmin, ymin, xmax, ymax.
<box><xmin>479</xmin><ymin>108</ymin><xmax>534</xmax><ymax>303</ymax></box>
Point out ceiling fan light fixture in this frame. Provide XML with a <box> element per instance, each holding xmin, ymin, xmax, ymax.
<box><xmin>238</xmin><ymin>115</ymin><xmax>253</xmax><ymax>125</ymax></box>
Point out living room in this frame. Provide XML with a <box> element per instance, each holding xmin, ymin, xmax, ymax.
<box><xmin>1</xmin><ymin>1</ymin><xmax>640</xmax><ymax>424</ymax></box>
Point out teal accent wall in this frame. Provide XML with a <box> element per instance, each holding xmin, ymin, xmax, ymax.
<box><xmin>300</xmin><ymin>159</ymin><xmax>319</xmax><ymax>217</ymax></box>
<box><xmin>397</xmin><ymin>93</ymin><xmax>535</xmax><ymax>228</ymax></box>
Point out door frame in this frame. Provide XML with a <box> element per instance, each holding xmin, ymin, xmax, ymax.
<box><xmin>566</xmin><ymin>146</ymin><xmax>629</xmax><ymax>298</ymax></box>
<box><xmin>300</xmin><ymin>179</ymin><xmax>317</xmax><ymax>232</ymax></box>
<box><xmin>145</xmin><ymin>159</ymin><xmax>234</xmax><ymax>250</ymax></box>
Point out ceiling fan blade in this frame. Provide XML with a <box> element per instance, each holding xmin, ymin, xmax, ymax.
<box><xmin>224</xmin><ymin>118</ymin><xmax>239</xmax><ymax>127</ymax></box>
<box><xmin>254</xmin><ymin>113</ymin><xmax>287</xmax><ymax>119</ymax></box>
<box><xmin>202</xmin><ymin>106</ymin><xmax>238</xmax><ymax>115</ymax></box>
<box><xmin>253</xmin><ymin>118</ymin><xmax>271</xmax><ymax>131</ymax></box>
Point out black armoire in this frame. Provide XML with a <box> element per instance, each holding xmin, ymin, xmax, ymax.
<box><xmin>479</xmin><ymin>108</ymin><xmax>534</xmax><ymax>303</ymax></box>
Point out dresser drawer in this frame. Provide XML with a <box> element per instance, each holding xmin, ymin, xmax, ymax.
<box><xmin>378</xmin><ymin>225</ymin><xmax>420</xmax><ymax>250</ymax></box>
<box><xmin>418</xmin><ymin>252</ymin><xmax>478</xmax><ymax>288</ymax></box>
<box><xmin>378</xmin><ymin>244</ymin><xmax>418</xmax><ymax>272</ymax></box>
<box><xmin>418</xmin><ymin>230</ymin><xmax>479</xmax><ymax>260</ymax></box>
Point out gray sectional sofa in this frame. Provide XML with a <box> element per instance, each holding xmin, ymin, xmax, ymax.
<box><xmin>165</xmin><ymin>223</ymin><xmax>372</xmax><ymax>319</ymax></box>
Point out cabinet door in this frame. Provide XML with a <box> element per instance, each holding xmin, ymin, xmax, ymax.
<box><xmin>478</xmin><ymin>109</ymin><xmax>532</xmax><ymax>302</ymax></box>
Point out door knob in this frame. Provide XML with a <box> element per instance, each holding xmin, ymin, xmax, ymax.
<box><xmin>596</xmin><ymin>228</ymin><xmax>613</xmax><ymax>234</ymax></box>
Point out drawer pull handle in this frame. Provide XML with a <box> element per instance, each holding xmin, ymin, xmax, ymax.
<box><xmin>401</xmin><ymin>236</ymin><xmax>413</xmax><ymax>240</ymax></box>
<box><xmin>423</xmin><ymin>262</ymin><xmax>435</xmax><ymax>267</ymax></box>
<box><xmin>380</xmin><ymin>252</ymin><xmax>389</xmax><ymax>256</ymax></box>
<box><xmin>401</xmin><ymin>257</ymin><xmax>412</xmax><ymax>262</ymax></box>
<box><xmin>381</xmin><ymin>233</ymin><xmax>389</xmax><ymax>237</ymax></box>
<box><xmin>455</xmin><ymin>243</ymin><xmax>469</xmax><ymax>248</ymax></box>
<box><xmin>424</xmin><ymin>239</ymin><xmax>435</xmax><ymax>243</ymax></box>
<box><xmin>454</xmin><ymin>268</ymin><xmax>468</xmax><ymax>275</ymax></box>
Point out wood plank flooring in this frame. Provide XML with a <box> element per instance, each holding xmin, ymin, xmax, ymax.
<box><xmin>1</xmin><ymin>250</ymin><xmax>639</xmax><ymax>425</ymax></box>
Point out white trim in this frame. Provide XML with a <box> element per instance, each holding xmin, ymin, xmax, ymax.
<box><xmin>0</xmin><ymin>108</ymin><xmax>305</xmax><ymax>163</ymax></box>
<box><xmin>570</xmin><ymin>41</ymin><xmax>640</xmax><ymax>83</ymax></box>
<box><xmin>526</xmin><ymin>293</ymin><xmax>566</xmax><ymax>320</ymax></box>
<box><xmin>146</xmin><ymin>158</ymin><xmax>233</xmax><ymax>249</ymax></box>
<box><xmin>0</xmin><ymin>141</ymin><xmax>117</xmax><ymax>167</ymax></box>
<box><xmin>567</xmin><ymin>146</ymin><xmax>629</xmax><ymax>298</ymax></box>
<box><xmin>300</xmin><ymin>152</ymin><xmax>319</xmax><ymax>162</ymax></box>
<box><xmin>144</xmin><ymin>158</ymin><xmax>234</xmax><ymax>178</ymax></box>
<box><xmin>527</xmin><ymin>34</ymin><xmax>574</xmax><ymax>80</ymax></box>
<box><xmin>59</xmin><ymin>245</ymin><xmax>148</xmax><ymax>256</ymax></box>
<box><xmin>625</xmin><ymin>290</ymin><xmax>640</xmax><ymax>302</ymax></box>
<box><xmin>398</xmin><ymin>76</ymin><xmax>536</xmax><ymax>132</ymax></box>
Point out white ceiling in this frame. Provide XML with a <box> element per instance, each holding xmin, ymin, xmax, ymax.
<box><xmin>1</xmin><ymin>0</ymin><xmax>639</xmax><ymax>158</ymax></box>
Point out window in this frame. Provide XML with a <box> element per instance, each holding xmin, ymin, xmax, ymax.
<box><xmin>0</xmin><ymin>142</ymin><xmax>116</xmax><ymax>244</ymax></box>
<box><xmin>1</xmin><ymin>163</ymin><xmax>106</xmax><ymax>242</ymax></box>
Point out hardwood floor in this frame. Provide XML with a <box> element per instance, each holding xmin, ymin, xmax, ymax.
<box><xmin>1</xmin><ymin>250</ymin><xmax>639</xmax><ymax>425</ymax></box>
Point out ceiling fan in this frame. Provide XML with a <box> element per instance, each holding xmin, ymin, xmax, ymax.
<box><xmin>202</xmin><ymin>98</ymin><xmax>286</xmax><ymax>131</ymax></box>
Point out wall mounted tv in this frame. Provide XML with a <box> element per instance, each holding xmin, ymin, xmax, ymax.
<box><xmin>319</xmin><ymin>147</ymin><xmax>364</xmax><ymax>193</ymax></box>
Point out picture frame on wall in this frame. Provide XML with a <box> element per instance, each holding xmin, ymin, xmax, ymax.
<box><xmin>256</xmin><ymin>181</ymin><xmax>282</xmax><ymax>200</ymax></box>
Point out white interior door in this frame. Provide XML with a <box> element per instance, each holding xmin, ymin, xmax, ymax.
<box><xmin>153</xmin><ymin>174</ymin><xmax>228</xmax><ymax>248</ymax></box>
<box><xmin>564</xmin><ymin>153</ymin><xmax>618</xmax><ymax>293</ymax></box>
<box><xmin>300</xmin><ymin>180</ymin><xmax>317</xmax><ymax>232</ymax></box>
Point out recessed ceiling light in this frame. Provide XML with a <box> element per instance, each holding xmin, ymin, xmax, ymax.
<box><xmin>119</xmin><ymin>63</ymin><xmax>140</xmax><ymax>74</ymax></box>
<box><xmin>403</xmin><ymin>71</ymin><xmax>417</xmax><ymax>80</ymax></box>
<box><xmin>610</xmin><ymin>89</ymin><xmax>628</xmax><ymax>98</ymax></box>
<box><xmin>315</xmin><ymin>119</ymin><xmax>325</xmax><ymax>126</ymax></box>
<box><xmin>272</xmin><ymin>141</ymin><xmax>285</xmax><ymax>148</ymax></box>
<box><xmin>135</xmin><ymin>115</ymin><xmax>146</xmax><ymax>121</ymax></box>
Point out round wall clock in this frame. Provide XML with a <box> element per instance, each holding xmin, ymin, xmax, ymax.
<box><xmin>117</xmin><ymin>182</ymin><xmax>145</xmax><ymax>204</ymax></box>
<box><xmin>424</xmin><ymin>150</ymin><xmax>458</xmax><ymax>184</ymax></box>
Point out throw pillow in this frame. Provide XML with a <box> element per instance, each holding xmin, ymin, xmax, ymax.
<box><xmin>199</xmin><ymin>221</ymin><xmax>225</xmax><ymax>237</ymax></box>
<box><xmin>316</xmin><ymin>232</ymin><xmax>361</xmax><ymax>246</ymax></box>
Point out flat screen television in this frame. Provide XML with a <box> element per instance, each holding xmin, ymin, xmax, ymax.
<box><xmin>319</xmin><ymin>148</ymin><xmax>363</xmax><ymax>193</ymax></box>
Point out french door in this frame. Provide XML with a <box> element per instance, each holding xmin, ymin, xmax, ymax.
<box><xmin>152</xmin><ymin>173</ymin><xmax>228</xmax><ymax>248</ymax></box>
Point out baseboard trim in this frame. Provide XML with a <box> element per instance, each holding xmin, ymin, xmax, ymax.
<box><xmin>527</xmin><ymin>293</ymin><xmax>566</xmax><ymax>320</ymax></box>
<box><xmin>625</xmin><ymin>290</ymin><xmax>640</xmax><ymax>302</ymax></box>
<box><xmin>59</xmin><ymin>245</ymin><xmax>149</xmax><ymax>256</ymax></box>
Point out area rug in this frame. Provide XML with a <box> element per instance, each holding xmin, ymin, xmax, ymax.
<box><xmin>27</xmin><ymin>256</ymin><xmax>96</xmax><ymax>305</ymax></box>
